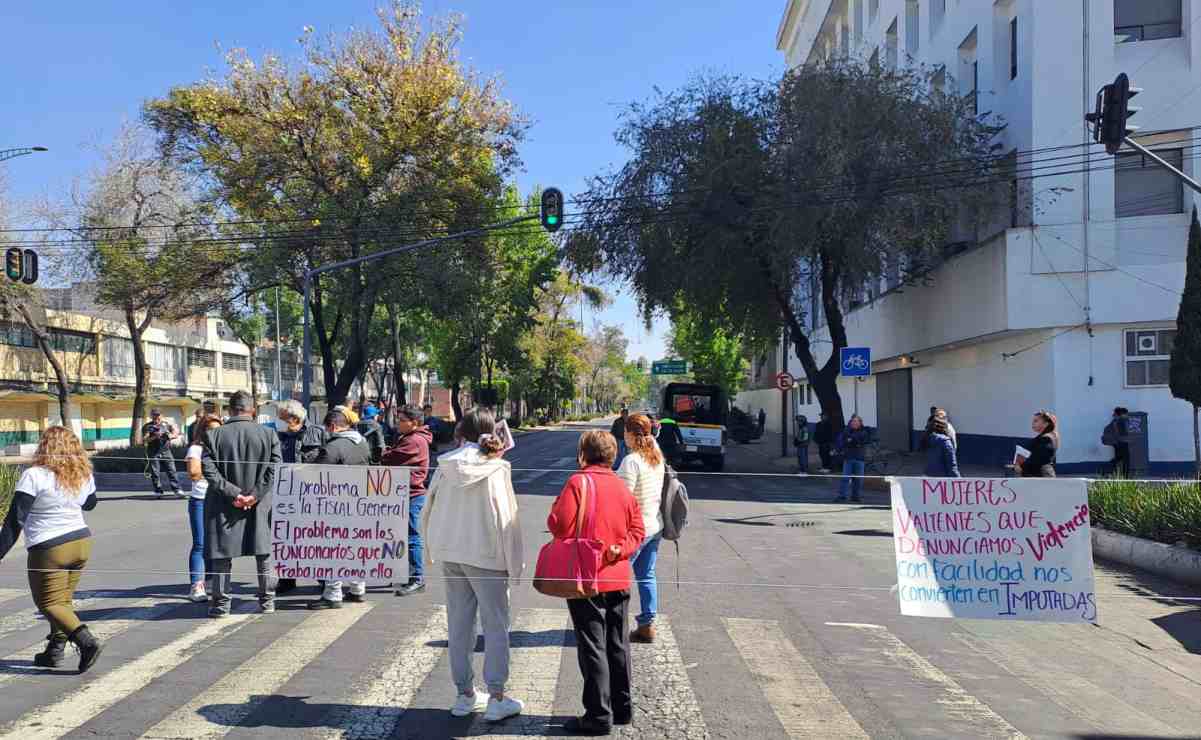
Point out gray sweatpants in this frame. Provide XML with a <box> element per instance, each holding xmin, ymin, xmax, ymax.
<box><xmin>444</xmin><ymin>561</ymin><xmax>511</xmax><ymax>695</ymax></box>
<box><xmin>210</xmin><ymin>555</ymin><xmax>275</xmax><ymax>613</ymax></box>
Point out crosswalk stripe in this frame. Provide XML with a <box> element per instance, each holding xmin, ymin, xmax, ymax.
<box><xmin>829</xmin><ymin>623</ymin><xmax>1026</xmax><ymax>740</ymax></box>
<box><xmin>0</xmin><ymin>589</ymin><xmax>137</xmax><ymax>646</ymax></box>
<box><xmin>954</xmin><ymin>631</ymin><xmax>1181</xmax><ymax>737</ymax></box>
<box><xmin>0</xmin><ymin>589</ymin><xmax>24</xmax><ymax>606</ymax></box>
<box><xmin>0</xmin><ymin>605</ymin><xmax>262</xmax><ymax>740</ymax></box>
<box><xmin>724</xmin><ymin>617</ymin><xmax>867</xmax><ymax>739</ymax></box>
<box><xmin>628</xmin><ymin>616</ymin><xmax>708</xmax><ymax>735</ymax></box>
<box><xmin>312</xmin><ymin>605</ymin><xmax>447</xmax><ymax>740</ymax></box>
<box><xmin>141</xmin><ymin>603</ymin><xmax>373</xmax><ymax>739</ymax></box>
<box><xmin>0</xmin><ymin>596</ymin><xmax>172</xmax><ymax>683</ymax></box>
<box><xmin>471</xmin><ymin>607</ymin><xmax>566</xmax><ymax>739</ymax></box>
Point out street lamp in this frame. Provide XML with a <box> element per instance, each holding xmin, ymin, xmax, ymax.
<box><xmin>0</xmin><ymin>147</ymin><xmax>48</xmax><ymax>163</ymax></box>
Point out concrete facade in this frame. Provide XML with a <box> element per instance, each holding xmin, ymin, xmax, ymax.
<box><xmin>762</xmin><ymin>0</ymin><xmax>1201</xmax><ymax>472</ymax></box>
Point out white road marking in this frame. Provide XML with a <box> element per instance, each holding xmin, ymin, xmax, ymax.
<box><xmin>0</xmin><ymin>596</ymin><xmax>172</xmax><ymax>683</ymax></box>
<box><xmin>141</xmin><ymin>603</ymin><xmax>372</xmax><ymax>739</ymax></box>
<box><xmin>471</xmin><ymin>608</ymin><xmax>566</xmax><ymax>739</ymax></box>
<box><xmin>310</xmin><ymin>605</ymin><xmax>446</xmax><ymax>739</ymax></box>
<box><xmin>955</xmin><ymin>631</ymin><xmax>1181</xmax><ymax>737</ymax></box>
<box><xmin>830</xmin><ymin>623</ymin><xmax>1026</xmax><ymax>739</ymax></box>
<box><xmin>0</xmin><ymin>589</ymin><xmax>24</xmax><ymax>605</ymax></box>
<box><xmin>725</xmin><ymin>617</ymin><xmax>868</xmax><ymax>739</ymax></box>
<box><xmin>628</xmin><ymin>616</ymin><xmax>708</xmax><ymax>736</ymax></box>
<box><xmin>0</xmin><ymin>606</ymin><xmax>261</xmax><ymax>740</ymax></box>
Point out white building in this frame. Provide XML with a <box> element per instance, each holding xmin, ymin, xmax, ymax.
<box><xmin>757</xmin><ymin>0</ymin><xmax>1201</xmax><ymax>473</ymax></box>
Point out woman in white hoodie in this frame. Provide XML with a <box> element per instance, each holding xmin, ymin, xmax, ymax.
<box><xmin>421</xmin><ymin>408</ymin><xmax>525</xmax><ymax>723</ymax></box>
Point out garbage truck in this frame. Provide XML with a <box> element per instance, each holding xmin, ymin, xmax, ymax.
<box><xmin>660</xmin><ymin>382</ymin><xmax>728</xmax><ymax>471</ymax></box>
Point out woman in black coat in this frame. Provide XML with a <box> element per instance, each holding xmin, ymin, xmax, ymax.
<box><xmin>1016</xmin><ymin>410</ymin><xmax>1059</xmax><ymax>478</ymax></box>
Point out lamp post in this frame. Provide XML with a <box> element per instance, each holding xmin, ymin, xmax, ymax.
<box><xmin>0</xmin><ymin>147</ymin><xmax>48</xmax><ymax>163</ymax></box>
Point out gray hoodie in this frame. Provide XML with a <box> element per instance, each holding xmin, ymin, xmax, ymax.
<box><xmin>315</xmin><ymin>429</ymin><xmax>371</xmax><ymax>466</ymax></box>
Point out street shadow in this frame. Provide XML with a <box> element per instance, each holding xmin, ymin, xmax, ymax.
<box><xmin>833</xmin><ymin>529</ymin><xmax>894</xmax><ymax>538</ymax></box>
<box><xmin>426</xmin><ymin>628</ymin><xmax>574</xmax><ymax>651</ymax></box>
<box><xmin>712</xmin><ymin>518</ymin><xmax>776</xmax><ymax>526</ymax></box>
<box><xmin>94</xmin><ymin>494</ymin><xmax>183</xmax><ymax>502</ymax></box>
<box><xmin>1094</xmin><ymin>559</ymin><xmax>1201</xmax><ymax>654</ymax></box>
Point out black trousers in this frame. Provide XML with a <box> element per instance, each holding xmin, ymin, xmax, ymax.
<box><xmin>818</xmin><ymin>443</ymin><xmax>833</xmax><ymax>470</ymax></box>
<box><xmin>148</xmin><ymin>449</ymin><xmax>180</xmax><ymax>493</ymax></box>
<box><xmin>567</xmin><ymin>590</ymin><xmax>632</xmax><ymax>725</ymax></box>
<box><xmin>1113</xmin><ymin>445</ymin><xmax>1131</xmax><ymax>477</ymax></box>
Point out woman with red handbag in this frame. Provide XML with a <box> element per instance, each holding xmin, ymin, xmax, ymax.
<box><xmin>546</xmin><ymin>431</ymin><xmax>645</xmax><ymax>735</ymax></box>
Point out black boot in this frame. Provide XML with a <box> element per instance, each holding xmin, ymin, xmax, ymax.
<box><xmin>68</xmin><ymin>625</ymin><xmax>103</xmax><ymax>674</ymax></box>
<box><xmin>33</xmin><ymin>633</ymin><xmax>67</xmax><ymax>668</ymax></box>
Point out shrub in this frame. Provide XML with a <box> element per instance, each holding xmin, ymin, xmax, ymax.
<box><xmin>0</xmin><ymin>464</ymin><xmax>18</xmax><ymax>522</ymax></box>
<box><xmin>91</xmin><ymin>445</ymin><xmax>188</xmax><ymax>474</ymax></box>
<box><xmin>1089</xmin><ymin>478</ymin><xmax>1201</xmax><ymax>549</ymax></box>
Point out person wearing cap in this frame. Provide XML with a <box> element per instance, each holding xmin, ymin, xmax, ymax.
<box><xmin>357</xmin><ymin>404</ymin><xmax>386</xmax><ymax>464</ymax></box>
<box><xmin>142</xmin><ymin>409</ymin><xmax>182</xmax><ymax>498</ymax></box>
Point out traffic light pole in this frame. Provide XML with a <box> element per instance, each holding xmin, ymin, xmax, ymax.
<box><xmin>1122</xmin><ymin>136</ymin><xmax>1201</xmax><ymax>195</ymax></box>
<box><xmin>300</xmin><ymin>215</ymin><xmax>537</xmax><ymax>410</ymax></box>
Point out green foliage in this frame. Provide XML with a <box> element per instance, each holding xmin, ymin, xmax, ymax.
<box><xmin>1089</xmin><ymin>478</ymin><xmax>1201</xmax><ymax>549</ymax></box>
<box><xmin>0</xmin><ymin>463</ymin><xmax>18</xmax><ymax>523</ymax></box>
<box><xmin>92</xmin><ymin>445</ymin><xmax>188</xmax><ymax>473</ymax></box>
<box><xmin>1171</xmin><ymin>209</ymin><xmax>1201</xmax><ymax>408</ymax></box>
<box><xmin>668</xmin><ymin>308</ymin><xmax>751</xmax><ymax>394</ymax></box>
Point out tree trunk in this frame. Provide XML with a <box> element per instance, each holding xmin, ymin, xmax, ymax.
<box><xmin>450</xmin><ymin>382</ymin><xmax>464</xmax><ymax>422</ymax></box>
<box><xmin>1193</xmin><ymin>404</ymin><xmax>1199</xmax><ymax>479</ymax></box>
<box><xmin>246</xmin><ymin>341</ymin><xmax>258</xmax><ymax>401</ymax></box>
<box><xmin>16</xmin><ymin>303</ymin><xmax>71</xmax><ymax>429</ymax></box>
<box><xmin>387</xmin><ymin>304</ymin><xmax>407</xmax><ymax>407</ymax></box>
<box><xmin>126</xmin><ymin>308</ymin><xmax>150</xmax><ymax>446</ymax></box>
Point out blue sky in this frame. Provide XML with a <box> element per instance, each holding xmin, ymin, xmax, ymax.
<box><xmin>0</xmin><ymin>0</ymin><xmax>784</xmax><ymax>361</ymax></box>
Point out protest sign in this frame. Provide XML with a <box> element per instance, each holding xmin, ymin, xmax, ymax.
<box><xmin>271</xmin><ymin>464</ymin><xmax>410</xmax><ymax>584</ymax></box>
<box><xmin>891</xmin><ymin>477</ymin><xmax>1096</xmax><ymax>623</ymax></box>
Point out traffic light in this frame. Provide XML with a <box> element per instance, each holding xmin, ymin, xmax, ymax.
<box><xmin>540</xmin><ymin>187</ymin><xmax>563</xmax><ymax>232</ymax></box>
<box><xmin>21</xmin><ymin>249</ymin><xmax>37</xmax><ymax>285</ymax></box>
<box><xmin>1088</xmin><ymin>73</ymin><xmax>1141</xmax><ymax>155</ymax></box>
<box><xmin>5</xmin><ymin>248</ymin><xmax>21</xmax><ymax>282</ymax></box>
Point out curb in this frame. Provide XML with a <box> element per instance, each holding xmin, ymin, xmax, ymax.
<box><xmin>1091</xmin><ymin>527</ymin><xmax>1201</xmax><ymax>588</ymax></box>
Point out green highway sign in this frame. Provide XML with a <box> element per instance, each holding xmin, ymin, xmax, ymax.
<box><xmin>651</xmin><ymin>359</ymin><xmax>688</xmax><ymax>375</ymax></box>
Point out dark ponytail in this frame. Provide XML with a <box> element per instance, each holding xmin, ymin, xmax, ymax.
<box><xmin>458</xmin><ymin>407</ymin><xmax>504</xmax><ymax>457</ymax></box>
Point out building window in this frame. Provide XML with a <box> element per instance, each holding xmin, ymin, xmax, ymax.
<box><xmin>959</xmin><ymin>28</ymin><xmax>979</xmax><ymax>116</ymax></box>
<box><xmin>869</xmin><ymin>0</ymin><xmax>879</xmax><ymax>24</ymax></box>
<box><xmin>1115</xmin><ymin>149</ymin><xmax>1185</xmax><ymax>217</ymax></box>
<box><xmin>222</xmin><ymin>353</ymin><xmax>249</xmax><ymax>372</ymax></box>
<box><xmin>886</xmin><ymin>17</ymin><xmax>899</xmax><ymax>68</ymax></box>
<box><xmin>149</xmin><ymin>343</ymin><xmax>186</xmax><ymax>384</ymax></box>
<box><xmin>1115</xmin><ymin>0</ymin><xmax>1182</xmax><ymax>43</ymax></box>
<box><xmin>0</xmin><ymin>321</ymin><xmax>35</xmax><ymax>348</ymax></box>
<box><xmin>1125</xmin><ymin>329</ymin><xmax>1174</xmax><ymax>386</ymax></box>
<box><xmin>852</xmin><ymin>0</ymin><xmax>864</xmax><ymax>42</ymax></box>
<box><xmin>931</xmin><ymin>0</ymin><xmax>946</xmax><ymax>37</ymax></box>
<box><xmin>187</xmin><ymin>347</ymin><xmax>216</xmax><ymax>369</ymax></box>
<box><xmin>1009</xmin><ymin>17</ymin><xmax>1018</xmax><ymax>79</ymax></box>
<box><xmin>48</xmin><ymin>329</ymin><xmax>96</xmax><ymax>355</ymax></box>
<box><xmin>102</xmin><ymin>337</ymin><xmax>135</xmax><ymax>378</ymax></box>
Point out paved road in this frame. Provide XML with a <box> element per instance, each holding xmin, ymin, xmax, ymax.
<box><xmin>0</xmin><ymin>422</ymin><xmax>1197</xmax><ymax>738</ymax></box>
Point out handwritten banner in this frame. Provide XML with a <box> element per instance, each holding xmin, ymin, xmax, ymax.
<box><xmin>271</xmin><ymin>464</ymin><xmax>410</xmax><ymax>584</ymax></box>
<box><xmin>891</xmin><ymin>477</ymin><xmax>1096</xmax><ymax>623</ymax></box>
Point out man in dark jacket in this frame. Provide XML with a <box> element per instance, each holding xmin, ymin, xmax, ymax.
<box><xmin>1103</xmin><ymin>407</ymin><xmax>1131</xmax><ymax>477</ymax></box>
<box><xmin>143</xmin><ymin>409</ymin><xmax>182</xmax><ymax>498</ymax></box>
<box><xmin>657</xmin><ymin>416</ymin><xmax>684</xmax><ymax>466</ymax></box>
<box><xmin>381</xmin><ymin>404</ymin><xmax>432</xmax><ymax>596</ymax></box>
<box><xmin>308</xmin><ymin>408</ymin><xmax>372</xmax><ymax>609</ymax></box>
<box><xmin>356</xmin><ymin>405</ymin><xmax>386</xmax><ymax>464</ymax></box>
<box><xmin>202</xmin><ymin>391</ymin><xmax>282</xmax><ymax>617</ymax></box>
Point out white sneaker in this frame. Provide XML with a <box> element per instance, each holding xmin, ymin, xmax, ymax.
<box><xmin>450</xmin><ymin>691</ymin><xmax>488</xmax><ymax>717</ymax></box>
<box><xmin>189</xmin><ymin>584</ymin><xmax>207</xmax><ymax>603</ymax></box>
<box><xmin>483</xmin><ymin>696</ymin><xmax>524</xmax><ymax>722</ymax></box>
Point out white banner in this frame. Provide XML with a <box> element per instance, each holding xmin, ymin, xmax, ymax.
<box><xmin>270</xmin><ymin>464</ymin><xmax>410</xmax><ymax>584</ymax></box>
<box><xmin>891</xmin><ymin>477</ymin><xmax>1096</xmax><ymax>623</ymax></box>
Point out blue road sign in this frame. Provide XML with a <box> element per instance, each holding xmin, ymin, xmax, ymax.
<box><xmin>840</xmin><ymin>347</ymin><xmax>871</xmax><ymax>377</ymax></box>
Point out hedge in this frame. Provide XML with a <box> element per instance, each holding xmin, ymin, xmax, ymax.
<box><xmin>1089</xmin><ymin>479</ymin><xmax>1201</xmax><ymax>550</ymax></box>
<box><xmin>91</xmin><ymin>446</ymin><xmax>187</xmax><ymax>474</ymax></box>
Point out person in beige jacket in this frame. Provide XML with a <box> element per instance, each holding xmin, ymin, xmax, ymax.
<box><xmin>421</xmin><ymin>408</ymin><xmax>525</xmax><ymax>723</ymax></box>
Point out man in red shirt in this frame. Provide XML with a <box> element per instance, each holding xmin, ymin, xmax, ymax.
<box><xmin>382</xmin><ymin>404</ymin><xmax>433</xmax><ymax>596</ymax></box>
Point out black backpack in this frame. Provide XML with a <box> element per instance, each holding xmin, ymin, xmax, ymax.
<box><xmin>659</xmin><ymin>465</ymin><xmax>690</xmax><ymax>542</ymax></box>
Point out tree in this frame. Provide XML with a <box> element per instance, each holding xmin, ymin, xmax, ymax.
<box><xmin>1170</xmin><ymin>207</ymin><xmax>1201</xmax><ymax>477</ymax></box>
<box><xmin>668</xmin><ymin>308</ymin><xmax>752</xmax><ymax>395</ymax></box>
<box><xmin>219</xmin><ymin>293</ymin><xmax>268</xmax><ymax>400</ymax></box>
<box><xmin>569</xmin><ymin>61</ymin><xmax>1002</xmax><ymax>429</ymax></box>
<box><xmin>51</xmin><ymin>125</ymin><xmax>240</xmax><ymax>444</ymax></box>
<box><xmin>145</xmin><ymin>1</ymin><xmax>523</xmax><ymax>404</ymax></box>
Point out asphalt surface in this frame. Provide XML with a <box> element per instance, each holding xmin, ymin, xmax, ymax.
<box><xmin>0</xmin><ymin>420</ymin><xmax>1197</xmax><ymax>738</ymax></box>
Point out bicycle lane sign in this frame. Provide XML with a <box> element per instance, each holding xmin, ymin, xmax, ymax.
<box><xmin>840</xmin><ymin>347</ymin><xmax>871</xmax><ymax>377</ymax></box>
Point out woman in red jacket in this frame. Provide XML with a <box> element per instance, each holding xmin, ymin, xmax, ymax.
<box><xmin>547</xmin><ymin>430</ymin><xmax>645</xmax><ymax>735</ymax></box>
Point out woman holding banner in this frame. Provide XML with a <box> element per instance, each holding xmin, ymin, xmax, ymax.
<box><xmin>422</xmin><ymin>408</ymin><xmax>525</xmax><ymax>723</ymax></box>
<box><xmin>1016</xmin><ymin>410</ymin><xmax>1059</xmax><ymax>478</ymax></box>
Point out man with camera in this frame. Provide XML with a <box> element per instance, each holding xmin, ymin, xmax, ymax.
<box><xmin>142</xmin><ymin>408</ymin><xmax>182</xmax><ymax>498</ymax></box>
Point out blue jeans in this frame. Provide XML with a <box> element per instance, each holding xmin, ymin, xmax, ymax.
<box><xmin>796</xmin><ymin>443</ymin><xmax>810</xmax><ymax>472</ymax></box>
<box><xmin>187</xmin><ymin>498</ymin><xmax>206</xmax><ymax>585</ymax></box>
<box><xmin>838</xmin><ymin>459</ymin><xmax>864</xmax><ymax>500</ymax></box>
<box><xmin>631</xmin><ymin>533</ymin><xmax>661</xmax><ymax>627</ymax></box>
<box><xmin>409</xmin><ymin>495</ymin><xmax>425</xmax><ymax>582</ymax></box>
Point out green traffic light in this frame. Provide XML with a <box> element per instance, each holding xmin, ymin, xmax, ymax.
<box><xmin>547</xmin><ymin>215</ymin><xmax>558</xmax><ymax>225</ymax></box>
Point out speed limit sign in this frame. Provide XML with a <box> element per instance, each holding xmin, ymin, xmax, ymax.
<box><xmin>775</xmin><ymin>372</ymin><xmax>795</xmax><ymax>391</ymax></box>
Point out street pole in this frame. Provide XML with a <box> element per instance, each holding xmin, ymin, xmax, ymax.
<box><xmin>781</xmin><ymin>324</ymin><xmax>788</xmax><ymax>459</ymax></box>
<box><xmin>274</xmin><ymin>285</ymin><xmax>282</xmax><ymax>402</ymax></box>
<box><xmin>301</xmin><ymin>215</ymin><xmax>536</xmax><ymax>409</ymax></box>
<box><xmin>1123</xmin><ymin>137</ymin><xmax>1201</xmax><ymax>195</ymax></box>
<box><xmin>0</xmin><ymin>146</ymin><xmax>47</xmax><ymax>163</ymax></box>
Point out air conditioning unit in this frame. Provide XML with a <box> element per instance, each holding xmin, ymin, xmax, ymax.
<box><xmin>1138</xmin><ymin>334</ymin><xmax>1157</xmax><ymax>354</ymax></box>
